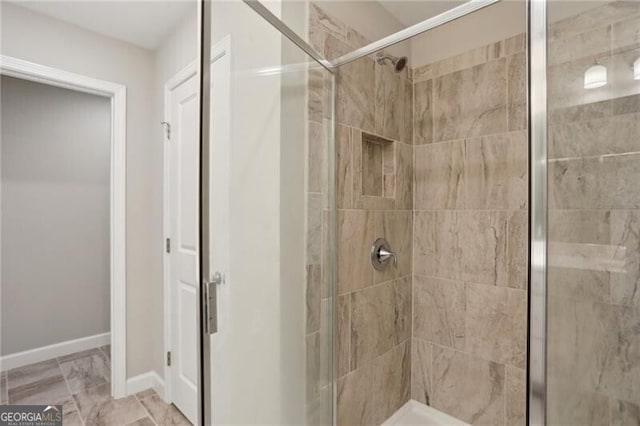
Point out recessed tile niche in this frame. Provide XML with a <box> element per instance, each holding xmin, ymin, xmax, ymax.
<box><xmin>361</xmin><ymin>132</ymin><xmax>395</xmax><ymax>198</ymax></box>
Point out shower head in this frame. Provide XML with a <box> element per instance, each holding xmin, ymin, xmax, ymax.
<box><xmin>376</xmin><ymin>52</ymin><xmax>408</xmax><ymax>73</ymax></box>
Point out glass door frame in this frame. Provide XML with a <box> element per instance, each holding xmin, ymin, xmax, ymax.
<box><xmin>527</xmin><ymin>0</ymin><xmax>547</xmax><ymax>425</ymax></box>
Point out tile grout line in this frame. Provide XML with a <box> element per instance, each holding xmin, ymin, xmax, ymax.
<box><xmin>134</xmin><ymin>393</ymin><xmax>159</xmax><ymax>426</ymax></box>
<box><xmin>55</xmin><ymin>356</ymin><xmax>85</xmax><ymax>426</ymax></box>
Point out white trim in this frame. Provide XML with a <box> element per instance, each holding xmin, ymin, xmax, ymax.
<box><xmin>126</xmin><ymin>371</ymin><xmax>166</xmax><ymax>399</ymax></box>
<box><xmin>0</xmin><ymin>333</ymin><xmax>111</xmax><ymax>371</ymax></box>
<box><xmin>162</xmin><ymin>61</ymin><xmax>198</xmax><ymax>404</ymax></box>
<box><xmin>0</xmin><ymin>55</ymin><xmax>127</xmax><ymax>398</ymax></box>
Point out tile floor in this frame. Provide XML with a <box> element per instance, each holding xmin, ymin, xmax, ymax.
<box><xmin>0</xmin><ymin>345</ymin><xmax>191</xmax><ymax>426</ymax></box>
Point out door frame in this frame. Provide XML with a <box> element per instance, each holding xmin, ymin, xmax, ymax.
<box><xmin>162</xmin><ymin>34</ymin><xmax>231</xmax><ymax>408</ymax></box>
<box><xmin>0</xmin><ymin>55</ymin><xmax>128</xmax><ymax>398</ymax></box>
<box><xmin>162</xmin><ymin>61</ymin><xmax>198</xmax><ymax>404</ymax></box>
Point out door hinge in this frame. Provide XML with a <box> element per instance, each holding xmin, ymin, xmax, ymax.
<box><xmin>166</xmin><ymin>238</ymin><xmax>171</xmax><ymax>253</ymax></box>
<box><xmin>167</xmin><ymin>351</ymin><xmax>172</xmax><ymax>366</ymax></box>
<box><xmin>161</xmin><ymin>121</ymin><xmax>171</xmax><ymax>140</ymax></box>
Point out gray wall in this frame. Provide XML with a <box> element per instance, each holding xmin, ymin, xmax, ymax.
<box><xmin>1</xmin><ymin>76</ymin><xmax>111</xmax><ymax>355</ymax></box>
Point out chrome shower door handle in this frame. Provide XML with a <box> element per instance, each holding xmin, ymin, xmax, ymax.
<box><xmin>371</xmin><ymin>238</ymin><xmax>398</xmax><ymax>271</ymax></box>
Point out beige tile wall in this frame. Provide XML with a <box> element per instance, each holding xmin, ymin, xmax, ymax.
<box><xmin>308</xmin><ymin>4</ymin><xmax>414</xmax><ymax>425</ymax></box>
<box><xmin>410</xmin><ymin>33</ymin><xmax>528</xmax><ymax>426</ymax></box>
<box><xmin>546</xmin><ymin>2</ymin><xmax>640</xmax><ymax>425</ymax></box>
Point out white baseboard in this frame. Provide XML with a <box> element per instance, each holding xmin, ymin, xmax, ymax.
<box><xmin>0</xmin><ymin>332</ymin><xmax>110</xmax><ymax>371</ymax></box>
<box><xmin>126</xmin><ymin>371</ymin><xmax>165</xmax><ymax>400</ymax></box>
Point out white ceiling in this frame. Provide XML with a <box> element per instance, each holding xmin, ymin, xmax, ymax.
<box><xmin>10</xmin><ymin>1</ymin><xmax>194</xmax><ymax>50</ymax></box>
<box><xmin>377</xmin><ymin>0</ymin><xmax>467</xmax><ymax>28</ymax></box>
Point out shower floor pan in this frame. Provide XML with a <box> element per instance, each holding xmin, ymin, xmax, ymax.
<box><xmin>382</xmin><ymin>400</ymin><xmax>470</xmax><ymax>426</ymax></box>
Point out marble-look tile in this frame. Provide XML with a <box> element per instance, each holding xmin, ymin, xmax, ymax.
<box><xmin>351</xmin><ymin>130</ymin><xmax>395</xmax><ymax>210</ymax></box>
<box><xmin>504</xmin><ymin>33</ymin><xmax>526</xmax><ymax>56</ymax></box>
<box><xmin>506</xmin><ymin>366</ymin><xmax>526</xmax><ymax>426</ymax></box>
<box><xmin>8</xmin><ymin>375</ymin><xmax>70</xmax><ymax>405</ymax></box>
<box><xmin>137</xmin><ymin>391</ymin><xmax>191</xmax><ymax>426</ymax></box>
<box><xmin>401</xmin><ymin>78</ymin><xmax>413</xmax><ymax>145</ymax></box>
<box><xmin>63</xmin><ymin>399</ymin><xmax>84</xmax><ymax>426</ymax></box>
<box><xmin>548</xmin><ymin>25</ymin><xmax>611</xmax><ymax>66</ymax></box>
<box><xmin>458</xmin><ymin>211</ymin><xmax>508</xmax><ymax>286</ymax></box>
<box><xmin>373</xmin><ymin>341</ymin><xmax>411</xmax><ymax>424</ymax></box>
<box><xmin>337</xmin><ymin>340</ymin><xmax>410</xmax><ymax>426</ymax></box>
<box><xmin>413</xmin><ymin>211</ymin><xmax>434</xmax><ymax>277</ymax></box>
<box><xmin>336</xmin><ymin>124</ymin><xmax>352</xmax><ymax>209</ymax></box>
<box><xmin>7</xmin><ymin>359</ymin><xmax>62</xmax><ymax>389</ymax></box>
<box><xmin>548</xmin><ymin>266</ymin><xmax>610</xmax><ymax>303</ymax></box>
<box><xmin>610</xmin><ymin>399</ymin><xmax>640</xmax><ymax>426</ymax></box>
<box><xmin>308</xmin><ymin>69</ymin><xmax>325</xmax><ymax>122</ymax></box>
<box><xmin>548</xmin><ymin>1</ymin><xmax>640</xmax><ymax>42</ymax></box>
<box><xmin>331</xmin><ymin>37</ymin><xmax>375</xmax><ymax>132</ymax></box>
<box><xmin>375</xmin><ymin>211</ymin><xmax>412</xmax><ymax>283</ymax></box>
<box><xmin>337</xmin><ymin>359</ymin><xmax>374</xmax><ymax>426</ymax></box>
<box><xmin>598</xmin><ymin>304</ymin><xmax>640</xmax><ymax>403</ymax></box>
<box><xmin>411</xmin><ymin>339</ymin><xmax>431</xmax><ymax>405</ymax></box>
<box><xmin>308</xmin><ymin>120</ymin><xmax>324</xmax><ymax>193</ymax></box>
<box><xmin>433</xmin><ymin>211</ymin><xmax>463</xmax><ymax>281</ymax></box>
<box><xmin>100</xmin><ymin>345</ymin><xmax>111</xmax><ymax>362</ymax></box>
<box><xmin>547</xmin><ymin>53</ymin><xmax>613</xmax><ymax>110</ymax></box>
<box><xmin>58</xmin><ymin>348</ymin><xmax>103</xmax><ymax>363</ymax></box>
<box><xmin>349</xmin><ymin>277</ymin><xmax>411</xmax><ymax>370</ymax></box>
<box><xmin>413</xmin><ymin>276</ymin><xmax>465</xmax><ymax>350</ymax></box>
<box><xmin>430</xmin><ymin>44</ymin><xmax>492</xmax><ymax>79</ymax></box>
<box><xmin>611</xmin><ymin>210</ymin><xmax>640</xmax><ymax>306</ymax></box>
<box><xmin>1</xmin><ymin>371</ymin><xmax>8</xmax><ymax>404</ymax></box>
<box><xmin>346</xmin><ymin>28</ymin><xmax>370</xmax><ymax>51</ymax></box>
<box><xmin>306</xmin><ymin>332</ymin><xmax>321</xmax><ymax>404</ymax></box>
<box><xmin>551</xmin><ymin>154</ymin><xmax>640</xmax><ymax>210</ymax></box>
<box><xmin>431</xmin><ymin>345</ymin><xmax>505</xmax><ymax>426</ymax></box>
<box><xmin>337</xmin><ymin>294</ymin><xmax>351</xmax><ymax>378</ymax></box>
<box><xmin>394</xmin><ymin>142</ymin><xmax>413</xmax><ymax>210</ymax></box>
<box><xmin>465</xmin><ymin>131</ymin><xmax>527</xmax><ymax>210</ymax></box>
<box><xmin>337</xmin><ymin>209</ymin><xmax>375</xmax><ymax>294</ymax></box>
<box><xmin>306</xmin><ymin>263</ymin><xmax>321</xmax><ymax>334</ymax></box>
<box><xmin>465</xmin><ymin>284</ymin><xmax>527</xmax><ymax>368</ymax></box>
<box><xmin>507</xmin><ymin>52</ymin><xmax>527</xmax><ymax>131</ymax></box>
<box><xmin>307</xmin><ymin>193</ymin><xmax>322</xmax><ymax>265</ymax></box>
<box><xmin>135</xmin><ymin>389</ymin><xmax>156</xmax><ymax>399</ymax></box>
<box><xmin>74</xmin><ymin>383</ymin><xmax>147</xmax><ymax>426</ymax></box>
<box><xmin>612</xmin><ymin>15</ymin><xmax>640</xmax><ymax>52</ymax></box>
<box><xmin>60</xmin><ymin>350</ymin><xmax>110</xmax><ymax>394</ymax></box>
<box><xmin>507</xmin><ymin>210</ymin><xmax>528</xmax><ymax>290</ymax></box>
<box><xmin>362</xmin><ymin>137</ymin><xmax>384</xmax><ymax>196</ymax></box>
<box><xmin>414</xmin><ymin>140</ymin><xmax>465</xmax><ymax>210</ymax></box>
<box><xmin>547</xmin><ymin>380</ymin><xmax>610</xmax><ymax>426</ymax></box>
<box><xmin>310</xmin><ymin>3</ymin><xmax>345</xmax><ymax>39</ymax></box>
<box><xmin>549</xmin><ymin>158</ymin><xmax>599</xmax><ymax>210</ymax></box>
<box><xmin>550</xmin><ymin>110</ymin><xmax>640</xmax><ymax>159</ymax></box>
<box><xmin>319</xmin><ymin>298</ymin><xmax>331</xmax><ymax>388</ymax></box>
<box><xmin>126</xmin><ymin>417</ymin><xmax>156</xmax><ymax>426</ymax></box>
<box><xmin>613</xmin><ymin>94</ymin><xmax>640</xmax><ymax>116</ymax></box>
<box><xmin>550</xmin><ymin>209</ymin><xmax>611</xmax><ymax>244</ymax></box>
<box><xmin>375</xmin><ymin>61</ymin><xmax>404</xmax><ymax>141</ymax></box>
<box><xmin>413</xmin><ymin>79</ymin><xmax>433</xmax><ymax>145</ymax></box>
<box><xmin>432</xmin><ymin>59</ymin><xmax>507</xmax><ymax>143</ymax></box>
<box><xmin>411</xmin><ymin>64</ymin><xmax>433</xmax><ymax>82</ymax></box>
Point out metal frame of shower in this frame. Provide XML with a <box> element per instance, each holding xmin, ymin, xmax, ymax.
<box><xmin>198</xmin><ymin>0</ymin><xmax>549</xmax><ymax>424</ymax></box>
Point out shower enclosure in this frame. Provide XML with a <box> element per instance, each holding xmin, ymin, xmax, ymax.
<box><xmin>198</xmin><ymin>0</ymin><xmax>640</xmax><ymax>424</ymax></box>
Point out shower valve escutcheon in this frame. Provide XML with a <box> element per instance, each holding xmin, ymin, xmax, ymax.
<box><xmin>371</xmin><ymin>238</ymin><xmax>397</xmax><ymax>271</ymax></box>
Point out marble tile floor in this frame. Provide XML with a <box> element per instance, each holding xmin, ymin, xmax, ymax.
<box><xmin>0</xmin><ymin>345</ymin><xmax>191</xmax><ymax>426</ymax></box>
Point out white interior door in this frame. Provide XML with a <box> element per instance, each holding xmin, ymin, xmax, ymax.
<box><xmin>168</xmin><ymin>71</ymin><xmax>199</xmax><ymax>425</ymax></box>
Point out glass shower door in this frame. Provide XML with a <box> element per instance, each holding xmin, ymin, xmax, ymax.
<box><xmin>544</xmin><ymin>1</ymin><xmax>640</xmax><ymax>424</ymax></box>
<box><xmin>200</xmin><ymin>1</ymin><xmax>335</xmax><ymax>424</ymax></box>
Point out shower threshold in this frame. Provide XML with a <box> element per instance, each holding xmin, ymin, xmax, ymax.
<box><xmin>382</xmin><ymin>400</ymin><xmax>469</xmax><ymax>426</ymax></box>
